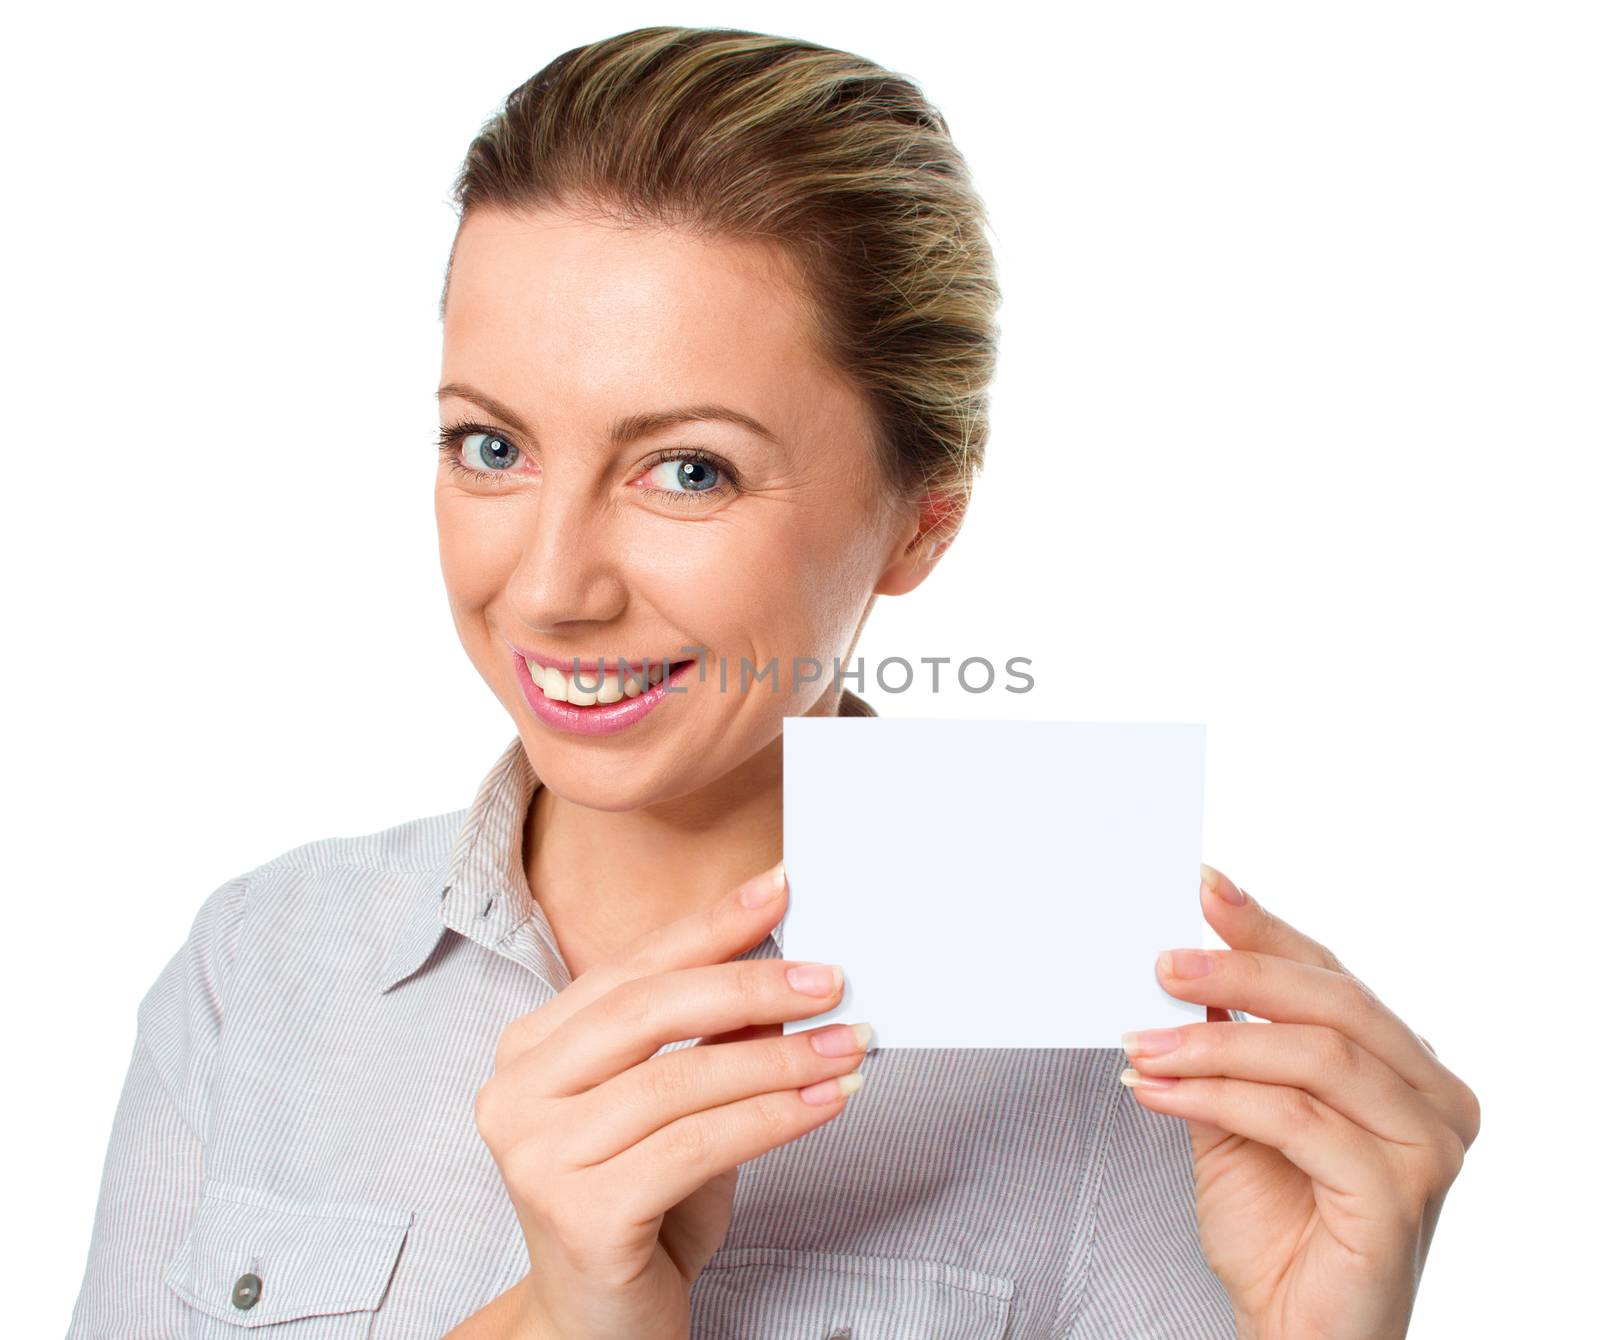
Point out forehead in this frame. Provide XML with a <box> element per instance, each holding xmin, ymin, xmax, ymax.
<box><xmin>442</xmin><ymin>206</ymin><xmax>845</xmax><ymax>422</ymax></box>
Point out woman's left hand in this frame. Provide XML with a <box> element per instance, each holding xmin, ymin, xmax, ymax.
<box><xmin>1120</xmin><ymin>864</ymin><xmax>1480</xmax><ymax>1340</ymax></box>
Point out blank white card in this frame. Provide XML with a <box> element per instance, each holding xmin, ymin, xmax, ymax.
<box><xmin>778</xmin><ymin>718</ymin><xmax>1208</xmax><ymax>1047</ymax></box>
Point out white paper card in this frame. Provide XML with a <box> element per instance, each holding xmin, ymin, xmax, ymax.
<box><xmin>778</xmin><ymin>718</ymin><xmax>1208</xmax><ymax>1047</ymax></box>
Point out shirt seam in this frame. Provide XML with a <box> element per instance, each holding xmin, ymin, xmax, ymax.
<box><xmin>198</xmin><ymin>1179</ymin><xmax>413</xmax><ymax>1225</ymax></box>
<box><xmin>214</xmin><ymin>871</ymin><xmax>257</xmax><ymax>994</ymax></box>
<box><xmin>181</xmin><ymin>872</ymin><xmax>258</xmax><ymax>1142</ymax></box>
<box><xmin>1052</xmin><ymin>1051</ymin><xmax>1124</xmax><ymax>1339</ymax></box>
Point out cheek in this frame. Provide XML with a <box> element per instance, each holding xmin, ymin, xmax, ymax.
<box><xmin>435</xmin><ymin>491</ymin><xmax>519</xmax><ymax>615</ymax></box>
<box><xmin>623</xmin><ymin>504</ymin><xmax>881</xmax><ymax>657</ymax></box>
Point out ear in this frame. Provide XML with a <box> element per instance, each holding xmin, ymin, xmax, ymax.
<box><xmin>874</xmin><ymin>488</ymin><xmax>966</xmax><ymax>598</ymax></box>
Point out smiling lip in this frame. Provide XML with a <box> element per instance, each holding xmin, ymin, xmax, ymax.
<box><xmin>508</xmin><ymin>643</ymin><xmax>697</xmax><ymax>737</ymax></box>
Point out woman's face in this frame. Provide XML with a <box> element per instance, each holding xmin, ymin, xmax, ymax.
<box><xmin>436</xmin><ymin>204</ymin><xmax>934</xmax><ymax>811</ymax></box>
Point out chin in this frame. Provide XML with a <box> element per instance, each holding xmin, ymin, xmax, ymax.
<box><xmin>517</xmin><ymin>738</ymin><xmax>716</xmax><ymax>812</ymax></box>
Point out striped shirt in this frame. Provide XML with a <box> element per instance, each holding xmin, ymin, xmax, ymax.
<box><xmin>67</xmin><ymin>689</ymin><xmax>1240</xmax><ymax>1339</ymax></box>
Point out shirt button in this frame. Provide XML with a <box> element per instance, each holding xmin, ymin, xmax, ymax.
<box><xmin>231</xmin><ymin>1272</ymin><xmax>263</xmax><ymax>1310</ymax></box>
<box><xmin>826</xmin><ymin>1329</ymin><xmax>853</xmax><ymax>1339</ymax></box>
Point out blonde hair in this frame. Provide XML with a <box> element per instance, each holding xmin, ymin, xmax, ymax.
<box><xmin>444</xmin><ymin>25</ymin><xmax>1000</xmax><ymax>547</ymax></box>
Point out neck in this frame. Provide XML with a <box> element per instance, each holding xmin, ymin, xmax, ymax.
<box><xmin>524</xmin><ymin>685</ymin><xmax>849</xmax><ymax>977</ymax></box>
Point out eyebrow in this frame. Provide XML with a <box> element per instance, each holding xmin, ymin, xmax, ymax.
<box><xmin>436</xmin><ymin>382</ymin><xmax>783</xmax><ymax>450</ymax></box>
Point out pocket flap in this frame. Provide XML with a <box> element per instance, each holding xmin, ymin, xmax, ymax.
<box><xmin>164</xmin><ymin>1180</ymin><xmax>413</xmax><ymax>1328</ymax></box>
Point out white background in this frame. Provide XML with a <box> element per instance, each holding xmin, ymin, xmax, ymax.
<box><xmin>4</xmin><ymin>2</ymin><xmax>1593</xmax><ymax>1332</ymax></box>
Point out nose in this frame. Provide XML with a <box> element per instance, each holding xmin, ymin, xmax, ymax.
<box><xmin>504</xmin><ymin>472</ymin><xmax>628</xmax><ymax>630</ymax></box>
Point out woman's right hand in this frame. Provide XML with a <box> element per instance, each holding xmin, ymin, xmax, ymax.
<box><xmin>471</xmin><ymin>861</ymin><xmax>871</xmax><ymax>1340</ymax></box>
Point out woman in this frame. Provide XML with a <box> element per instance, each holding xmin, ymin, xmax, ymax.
<box><xmin>67</xmin><ymin>25</ymin><xmax>1478</xmax><ymax>1340</ymax></box>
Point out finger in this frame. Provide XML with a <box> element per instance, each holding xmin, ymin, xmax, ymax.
<box><xmin>561</xmin><ymin>1022</ymin><xmax>875</xmax><ymax>1165</ymax></box>
<box><xmin>1118</xmin><ymin>1069</ymin><xmax>1398</xmax><ymax>1205</ymax></box>
<box><xmin>1122</xmin><ymin>1020</ymin><xmax>1449</xmax><ymax>1149</ymax></box>
<box><xmin>1199</xmin><ymin>863</ymin><xmax>1351</xmax><ymax>973</ymax></box>
<box><xmin>600</xmin><ymin>1068</ymin><xmax>868</xmax><ymax>1223</ymax></box>
<box><xmin>1153</xmin><ymin>946</ymin><xmax>1478</xmax><ymax>1148</ymax></box>
<box><xmin>495</xmin><ymin>861</ymin><xmax>789</xmax><ymax>1068</ymax></box>
<box><xmin>521</xmin><ymin>957</ymin><xmax>847</xmax><ymax>1096</ymax></box>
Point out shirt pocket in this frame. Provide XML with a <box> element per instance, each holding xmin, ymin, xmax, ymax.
<box><xmin>689</xmin><ymin>1246</ymin><xmax>1016</xmax><ymax>1340</ymax></box>
<box><xmin>163</xmin><ymin>1179</ymin><xmax>414</xmax><ymax>1339</ymax></box>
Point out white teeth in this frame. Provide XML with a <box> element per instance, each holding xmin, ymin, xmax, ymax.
<box><xmin>528</xmin><ymin>657</ymin><xmax>666</xmax><ymax>706</ymax></box>
<box><xmin>538</xmin><ymin>663</ymin><xmax>570</xmax><ymax>702</ymax></box>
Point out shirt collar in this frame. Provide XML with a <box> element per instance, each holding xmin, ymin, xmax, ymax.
<box><xmin>375</xmin><ymin>687</ymin><xmax>877</xmax><ymax>994</ymax></box>
<box><xmin>375</xmin><ymin>731</ymin><xmax>549</xmax><ymax>994</ymax></box>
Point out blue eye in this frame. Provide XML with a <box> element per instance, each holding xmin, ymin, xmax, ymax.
<box><xmin>460</xmin><ymin>431</ymin><xmax>519</xmax><ymax>471</ymax></box>
<box><xmin>644</xmin><ymin>457</ymin><xmax>721</xmax><ymax>493</ymax></box>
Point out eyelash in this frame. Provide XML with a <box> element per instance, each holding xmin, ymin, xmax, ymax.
<box><xmin>435</xmin><ymin>419</ymin><xmax>740</xmax><ymax>505</ymax></box>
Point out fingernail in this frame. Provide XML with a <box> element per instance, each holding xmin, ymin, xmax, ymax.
<box><xmin>1157</xmin><ymin>948</ymin><xmax>1215</xmax><ymax>979</ymax></box>
<box><xmin>787</xmin><ymin>962</ymin><xmax>844</xmax><ymax>995</ymax></box>
<box><xmin>1121</xmin><ymin>1028</ymin><xmax>1183</xmax><ymax>1058</ymax></box>
<box><xmin>1119</xmin><ymin>1067</ymin><xmax>1178</xmax><ymax>1089</ymax></box>
<box><xmin>739</xmin><ymin>862</ymin><xmax>786</xmax><ymax>908</ymax></box>
<box><xmin>809</xmin><ymin>1022</ymin><xmax>874</xmax><ymax>1056</ymax></box>
<box><xmin>799</xmin><ymin>1070</ymin><xmax>865</xmax><ymax>1105</ymax></box>
<box><xmin>1200</xmin><ymin>862</ymin><xmax>1247</xmax><ymax>905</ymax></box>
